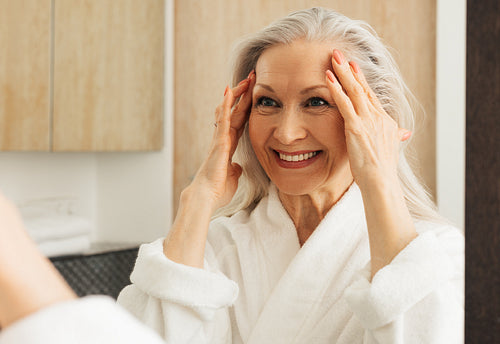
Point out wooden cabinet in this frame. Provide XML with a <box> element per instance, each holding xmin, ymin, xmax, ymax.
<box><xmin>0</xmin><ymin>0</ymin><xmax>51</xmax><ymax>151</ymax></box>
<box><xmin>53</xmin><ymin>0</ymin><xmax>164</xmax><ymax>151</ymax></box>
<box><xmin>0</xmin><ymin>0</ymin><xmax>164</xmax><ymax>152</ymax></box>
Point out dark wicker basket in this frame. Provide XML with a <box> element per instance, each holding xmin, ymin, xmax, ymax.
<box><xmin>51</xmin><ymin>247</ymin><xmax>139</xmax><ymax>299</ymax></box>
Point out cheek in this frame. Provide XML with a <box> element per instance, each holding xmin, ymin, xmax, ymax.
<box><xmin>332</xmin><ymin>116</ymin><xmax>346</xmax><ymax>142</ymax></box>
<box><xmin>248</xmin><ymin>114</ymin><xmax>258</xmax><ymax>147</ymax></box>
<box><xmin>248</xmin><ymin>113</ymin><xmax>267</xmax><ymax>150</ymax></box>
<box><xmin>317</xmin><ymin>115</ymin><xmax>347</xmax><ymax>151</ymax></box>
<box><xmin>330</xmin><ymin>111</ymin><xmax>345</xmax><ymax>132</ymax></box>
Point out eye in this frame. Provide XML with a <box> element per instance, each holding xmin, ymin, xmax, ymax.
<box><xmin>306</xmin><ymin>97</ymin><xmax>328</xmax><ymax>107</ymax></box>
<box><xmin>256</xmin><ymin>97</ymin><xmax>279</xmax><ymax>107</ymax></box>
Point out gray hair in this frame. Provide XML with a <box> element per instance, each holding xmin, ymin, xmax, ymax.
<box><xmin>215</xmin><ymin>7</ymin><xmax>444</xmax><ymax>223</ymax></box>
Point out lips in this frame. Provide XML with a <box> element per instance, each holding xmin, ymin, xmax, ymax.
<box><xmin>273</xmin><ymin>149</ymin><xmax>322</xmax><ymax>169</ymax></box>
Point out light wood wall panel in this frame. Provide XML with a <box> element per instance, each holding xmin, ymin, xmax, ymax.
<box><xmin>0</xmin><ymin>0</ymin><xmax>51</xmax><ymax>151</ymax></box>
<box><xmin>53</xmin><ymin>0</ymin><xmax>164</xmax><ymax>151</ymax></box>
<box><xmin>370</xmin><ymin>1</ymin><xmax>437</xmax><ymax>200</ymax></box>
<box><xmin>175</xmin><ymin>0</ymin><xmax>436</xmax><ymax>208</ymax></box>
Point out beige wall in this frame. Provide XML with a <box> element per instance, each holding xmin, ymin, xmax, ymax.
<box><xmin>174</xmin><ymin>0</ymin><xmax>436</xmax><ymax>209</ymax></box>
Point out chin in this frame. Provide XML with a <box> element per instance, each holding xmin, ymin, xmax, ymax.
<box><xmin>272</xmin><ymin>176</ymin><xmax>323</xmax><ymax>196</ymax></box>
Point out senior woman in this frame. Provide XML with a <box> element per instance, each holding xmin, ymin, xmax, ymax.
<box><xmin>0</xmin><ymin>7</ymin><xmax>463</xmax><ymax>344</ymax></box>
<box><xmin>117</xmin><ymin>7</ymin><xmax>463</xmax><ymax>344</ymax></box>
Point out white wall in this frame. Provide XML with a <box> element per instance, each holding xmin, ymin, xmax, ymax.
<box><xmin>436</xmin><ymin>0</ymin><xmax>466</xmax><ymax>230</ymax></box>
<box><xmin>0</xmin><ymin>0</ymin><xmax>174</xmax><ymax>245</ymax></box>
<box><xmin>95</xmin><ymin>151</ymin><xmax>172</xmax><ymax>243</ymax></box>
<box><xmin>0</xmin><ymin>153</ymin><xmax>97</xmax><ymax>236</ymax></box>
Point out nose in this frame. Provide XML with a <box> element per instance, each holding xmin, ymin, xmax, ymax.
<box><xmin>273</xmin><ymin>108</ymin><xmax>307</xmax><ymax>145</ymax></box>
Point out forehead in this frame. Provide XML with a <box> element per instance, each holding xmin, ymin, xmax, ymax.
<box><xmin>255</xmin><ymin>40</ymin><xmax>335</xmax><ymax>81</ymax></box>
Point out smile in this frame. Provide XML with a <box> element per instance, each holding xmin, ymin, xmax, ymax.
<box><xmin>273</xmin><ymin>149</ymin><xmax>322</xmax><ymax>169</ymax></box>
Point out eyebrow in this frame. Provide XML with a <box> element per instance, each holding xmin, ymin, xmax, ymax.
<box><xmin>254</xmin><ymin>83</ymin><xmax>275</xmax><ymax>93</ymax></box>
<box><xmin>299</xmin><ymin>85</ymin><xmax>329</xmax><ymax>94</ymax></box>
<box><xmin>254</xmin><ymin>83</ymin><xmax>329</xmax><ymax>94</ymax></box>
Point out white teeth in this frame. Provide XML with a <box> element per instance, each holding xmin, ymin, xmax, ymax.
<box><xmin>278</xmin><ymin>151</ymin><xmax>318</xmax><ymax>162</ymax></box>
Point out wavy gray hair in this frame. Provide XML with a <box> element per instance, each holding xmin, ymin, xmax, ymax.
<box><xmin>215</xmin><ymin>7</ymin><xmax>443</xmax><ymax>223</ymax></box>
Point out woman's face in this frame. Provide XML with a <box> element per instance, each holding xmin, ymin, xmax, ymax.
<box><xmin>249</xmin><ymin>40</ymin><xmax>352</xmax><ymax>196</ymax></box>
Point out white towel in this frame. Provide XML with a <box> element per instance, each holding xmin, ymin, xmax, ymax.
<box><xmin>17</xmin><ymin>197</ymin><xmax>94</xmax><ymax>257</ymax></box>
<box><xmin>19</xmin><ymin>196</ymin><xmax>79</xmax><ymax>219</ymax></box>
<box><xmin>24</xmin><ymin>215</ymin><xmax>93</xmax><ymax>243</ymax></box>
<box><xmin>38</xmin><ymin>234</ymin><xmax>92</xmax><ymax>257</ymax></box>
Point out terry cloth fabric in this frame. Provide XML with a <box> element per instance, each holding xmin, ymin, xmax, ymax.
<box><xmin>118</xmin><ymin>183</ymin><xmax>464</xmax><ymax>343</ymax></box>
<box><xmin>22</xmin><ymin>212</ymin><xmax>93</xmax><ymax>257</ymax></box>
<box><xmin>0</xmin><ymin>296</ymin><xmax>165</xmax><ymax>344</ymax></box>
<box><xmin>37</xmin><ymin>234</ymin><xmax>91</xmax><ymax>257</ymax></box>
<box><xmin>23</xmin><ymin>215</ymin><xmax>92</xmax><ymax>243</ymax></box>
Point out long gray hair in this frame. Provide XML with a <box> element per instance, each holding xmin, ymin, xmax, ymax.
<box><xmin>215</xmin><ymin>7</ymin><xmax>443</xmax><ymax>223</ymax></box>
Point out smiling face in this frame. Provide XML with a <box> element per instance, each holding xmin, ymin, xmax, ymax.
<box><xmin>249</xmin><ymin>40</ymin><xmax>353</xmax><ymax>196</ymax></box>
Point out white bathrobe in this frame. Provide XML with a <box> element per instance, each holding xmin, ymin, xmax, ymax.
<box><xmin>0</xmin><ymin>296</ymin><xmax>165</xmax><ymax>344</ymax></box>
<box><xmin>117</xmin><ymin>183</ymin><xmax>464</xmax><ymax>344</ymax></box>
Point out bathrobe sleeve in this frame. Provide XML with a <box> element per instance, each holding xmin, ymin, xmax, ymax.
<box><xmin>117</xmin><ymin>238</ymin><xmax>239</xmax><ymax>343</ymax></box>
<box><xmin>0</xmin><ymin>296</ymin><xmax>166</xmax><ymax>344</ymax></box>
<box><xmin>343</xmin><ymin>226</ymin><xmax>464</xmax><ymax>343</ymax></box>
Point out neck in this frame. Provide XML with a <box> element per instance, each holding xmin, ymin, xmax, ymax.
<box><xmin>278</xmin><ymin>174</ymin><xmax>353</xmax><ymax>246</ymax></box>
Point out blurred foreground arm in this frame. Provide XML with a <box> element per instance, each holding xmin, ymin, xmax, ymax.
<box><xmin>0</xmin><ymin>193</ymin><xmax>76</xmax><ymax>328</ymax></box>
<box><xmin>0</xmin><ymin>193</ymin><xmax>165</xmax><ymax>343</ymax></box>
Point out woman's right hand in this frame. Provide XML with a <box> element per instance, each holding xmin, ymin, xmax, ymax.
<box><xmin>189</xmin><ymin>72</ymin><xmax>256</xmax><ymax>213</ymax></box>
<box><xmin>164</xmin><ymin>73</ymin><xmax>255</xmax><ymax>267</ymax></box>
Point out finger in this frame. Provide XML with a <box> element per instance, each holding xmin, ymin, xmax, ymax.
<box><xmin>214</xmin><ymin>82</ymin><xmax>246</xmax><ymax>127</ymax></box>
<box><xmin>225</xmin><ymin>76</ymin><xmax>251</xmax><ymax>114</ymax></box>
<box><xmin>348</xmin><ymin>60</ymin><xmax>385</xmax><ymax>113</ymax></box>
<box><xmin>217</xmin><ymin>86</ymin><xmax>234</xmax><ymax>137</ymax></box>
<box><xmin>398</xmin><ymin>128</ymin><xmax>412</xmax><ymax>141</ymax></box>
<box><xmin>231</xmin><ymin>77</ymin><xmax>251</xmax><ymax>99</ymax></box>
<box><xmin>214</xmin><ymin>81</ymin><xmax>239</xmax><ymax>127</ymax></box>
<box><xmin>231</xmin><ymin>71</ymin><xmax>255</xmax><ymax>132</ymax></box>
<box><xmin>330</xmin><ymin>49</ymin><xmax>371</xmax><ymax>117</ymax></box>
<box><xmin>214</xmin><ymin>69</ymin><xmax>254</xmax><ymax>123</ymax></box>
<box><xmin>214</xmin><ymin>103</ymin><xmax>223</xmax><ymax>127</ymax></box>
<box><xmin>325</xmin><ymin>69</ymin><xmax>359</xmax><ymax>127</ymax></box>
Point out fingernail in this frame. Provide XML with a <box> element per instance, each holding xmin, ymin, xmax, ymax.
<box><xmin>326</xmin><ymin>70</ymin><xmax>336</xmax><ymax>83</ymax></box>
<box><xmin>349</xmin><ymin>61</ymin><xmax>361</xmax><ymax>74</ymax></box>
<box><xmin>247</xmin><ymin>69</ymin><xmax>255</xmax><ymax>79</ymax></box>
<box><xmin>248</xmin><ymin>72</ymin><xmax>255</xmax><ymax>82</ymax></box>
<box><xmin>333</xmin><ymin>49</ymin><xmax>344</xmax><ymax>65</ymax></box>
<box><xmin>402</xmin><ymin>131</ymin><xmax>412</xmax><ymax>141</ymax></box>
<box><xmin>224</xmin><ymin>85</ymin><xmax>229</xmax><ymax>96</ymax></box>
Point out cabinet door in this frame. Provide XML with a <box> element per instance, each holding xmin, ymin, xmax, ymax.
<box><xmin>53</xmin><ymin>0</ymin><xmax>164</xmax><ymax>151</ymax></box>
<box><xmin>0</xmin><ymin>0</ymin><xmax>51</xmax><ymax>151</ymax></box>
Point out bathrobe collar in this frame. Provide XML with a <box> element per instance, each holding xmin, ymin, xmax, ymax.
<box><xmin>231</xmin><ymin>182</ymin><xmax>369</xmax><ymax>343</ymax></box>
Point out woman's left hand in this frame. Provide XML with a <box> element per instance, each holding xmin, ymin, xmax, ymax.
<box><xmin>325</xmin><ymin>49</ymin><xmax>411</xmax><ymax>190</ymax></box>
<box><xmin>325</xmin><ymin>49</ymin><xmax>417</xmax><ymax>279</ymax></box>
